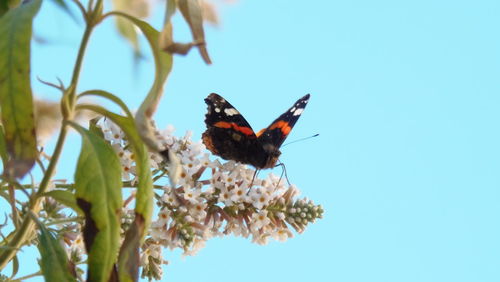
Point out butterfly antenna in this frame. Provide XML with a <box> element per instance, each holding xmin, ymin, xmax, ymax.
<box><xmin>282</xmin><ymin>133</ymin><xmax>319</xmax><ymax>147</ymax></box>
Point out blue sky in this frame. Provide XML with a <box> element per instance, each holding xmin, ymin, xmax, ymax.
<box><xmin>14</xmin><ymin>0</ymin><xmax>500</xmax><ymax>281</ymax></box>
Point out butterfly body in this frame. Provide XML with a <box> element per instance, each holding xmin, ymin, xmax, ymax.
<box><xmin>202</xmin><ymin>93</ymin><xmax>310</xmax><ymax>169</ymax></box>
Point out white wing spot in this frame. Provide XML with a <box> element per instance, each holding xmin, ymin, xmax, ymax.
<box><xmin>215</xmin><ymin>107</ymin><xmax>221</xmax><ymax>113</ymax></box>
<box><xmin>290</xmin><ymin>107</ymin><xmax>296</xmax><ymax>113</ymax></box>
<box><xmin>293</xmin><ymin>108</ymin><xmax>304</xmax><ymax>116</ymax></box>
<box><xmin>224</xmin><ymin>108</ymin><xmax>239</xmax><ymax>116</ymax></box>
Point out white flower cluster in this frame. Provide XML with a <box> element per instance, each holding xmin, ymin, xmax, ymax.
<box><xmin>98</xmin><ymin>119</ymin><xmax>323</xmax><ymax>280</ymax></box>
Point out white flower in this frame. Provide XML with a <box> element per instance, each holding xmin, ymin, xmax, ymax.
<box><xmin>181</xmin><ymin>155</ymin><xmax>201</xmax><ymax>177</ymax></box>
<box><xmin>199</xmin><ymin>153</ymin><xmax>213</xmax><ymax>168</ymax></box>
<box><xmin>186</xmin><ymin>139</ymin><xmax>205</xmax><ymax>157</ymax></box>
<box><xmin>176</xmin><ymin>169</ymin><xmax>191</xmax><ymax>187</ymax></box>
<box><xmin>218</xmin><ymin>187</ymin><xmax>234</xmax><ymax>206</ymax></box>
<box><xmin>223</xmin><ymin>172</ymin><xmax>237</xmax><ymax>187</ymax></box>
<box><xmin>161</xmin><ymin>189</ymin><xmax>179</xmax><ymax>207</ymax></box>
<box><xmin>228</xmin><ymin>221</ymin><xmax>250</xmax><ymax>238</ymax></box>
<box><xmin>249</xmin><ymin>188</ymin><xmax>271</xmax><ymax>209</ymax></box>
<box><xmin>272</xmin><ymin>228</ymin><xmax>293</xmax><ymax>242</ymax></box>
<box><xmin>183</xmin><ymin>187</ymin><xmax>202</xmax><ymax>204</ymax></box>
<box><xmin>251</xmin><ymin>210</ymin><xmax>271</xmax><ymax>231</ymax></box>
<box><xmin>211</xmin><ymin>171</ymin><xmax>225</xmax><ymax>190</ymax></box>
<box><xmin>158</xmin><ymin>125</ymin><xmax>176</xmax><ymax>146</ymax></box>
<box><xmin>155</xmin><ymin>208</ymin><xmax>170</xmax><ymax>226</ymax></box>
<box><xmin>150</xmin><ymin>224</ymin><xmax>169</xmax><ymax>241</ymax></box>
<box><xmin>252</xmin><ymin>232</ymin><xmax>271</xmax><ymax>245</ymax></box>
<box><xmin>189</xmin><ymin>202</ymin><xmax>207</xmax><ymax>221</ymax></box>
<box><xmin>230</xmin><ymin>183</ymin><xmax>248</xmax><ymax>203</ymax></box>
<box><xmin>102</xmin><ymin>119</ymin><xmax>124</xmax><ymax>144</ymax></box>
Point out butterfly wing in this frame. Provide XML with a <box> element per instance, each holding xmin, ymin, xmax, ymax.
<box><xmin>256</xmin><ymin>94</ymin><xmax>310</xmax><ymax>149</ymax></box>
<box><xmin>202</xmin><ymin>93</ymin><xmax>265</xmax><ymax>166</ymax></box>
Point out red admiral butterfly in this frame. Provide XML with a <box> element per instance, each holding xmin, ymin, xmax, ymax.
<box><xmin>202</xmin><ymin>93</ymin><xmax>310</xmax><ymax>169</ymax></box>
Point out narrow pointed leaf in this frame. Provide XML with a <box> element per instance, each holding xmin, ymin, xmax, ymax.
<box><xmin>100</xmin><ymin>19</ymin><xmax>169</xmax><ymax>279</ymax></box>
<box><xmin>109</xmin><ymin>12</ymin><xmax>173</xmax><ymax>153</ymax></box>
<box><xmin>92</xmin><ymin>18</ymin><xmax>170</xmax><ymax>280</ymax></box>
<box><xmin>0</xmin><ymin>0</ymin><xmax>41</xmax><ymax>179</ymax></box>
<box><xmin>73</xmin><ymin>123</ymin><xmax>122</xmax><ymax>282</ymax></box>
<box><xmin>159</xmin><ymin>0</ymin><xmax>176</xmax><ymax>51</ymax></box>
<box><xmin>78</xmin><ymin>89</ymin><xmax>134</xmax><ymax>118</ymax></box>
<box><xmin>10</xmin><ymin>255</ymin><xmax>18</xmax><ymax>279</ymax></box>
<box><xmin>76</xmin><ymin>104</ymin><xmax>153</xmax><ymax>282</ymax></box>
<box><xmin>177</xmin><ymin>0</ymin><xmax>211</xmax><ymax>64</ymax></box>
<box><xmin>36</xmin><ymin>220</ymin><xmax>76</xmax><ymax>282</ymax></box>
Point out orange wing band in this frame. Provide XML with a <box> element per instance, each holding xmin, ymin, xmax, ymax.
<box><xmin>269</xmin><ymin>121</ymin><xmax>292</xmax><ymax>136</ymax></box>
<box><xmin>214</xmin><ymin>121</ymin><xmax>255</xmax><ymax>136</ymax></box>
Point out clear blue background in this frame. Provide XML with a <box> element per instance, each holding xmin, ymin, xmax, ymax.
<box><xmin>16</xmin><ymin>0</ymin><xmax>500</xmax><ymax>281</ymax></box>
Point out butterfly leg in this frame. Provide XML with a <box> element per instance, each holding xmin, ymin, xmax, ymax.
<box><xmin>246</xmin><ymin>169</ymin><xmax>260</xmax><ymax>195</ymax></box>
<box><xmin>275</xmin><ymin>161</ymin><xmax>291</xmax><ymax>187</ymax></box>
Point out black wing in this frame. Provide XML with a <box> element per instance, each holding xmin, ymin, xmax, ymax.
<box><xmin>203</xmin><ymin>93</ymin><xmax>256</xmax><ymax>136</ymax></box>
<box><xmin>202</xmin><ymin>93</ymin><xmax>265</xmax><ymax>166</ymax></box>
<box><xmin>257</xmin><ymin>94</ymin><xmax>310</xmax><ymax>149</ymax></box>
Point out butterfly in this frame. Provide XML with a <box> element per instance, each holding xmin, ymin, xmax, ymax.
<box><xmin>202</xmin><ymin>93</ymin><xmax>310</xmax><ymax>169</ymax></box>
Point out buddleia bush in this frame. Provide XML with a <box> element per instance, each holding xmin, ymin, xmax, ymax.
<box><xmin>0</xmin><ymin>0</ymin><xmax>323</xmax><ymax>281</ymax></box>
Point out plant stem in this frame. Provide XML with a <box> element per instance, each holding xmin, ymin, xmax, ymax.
<box><xmin>0</xmin><ymin>12</ymin><xmax>98</xmax><ymax>270</ymax></box>
<box><xmin>70</xmin><ymin>25</ymin><xmax>93</xmax><ymax>90</ymax></box>
<box><xmin>12</xmin><ymin>270</ymin><xmax>42</xmax><ymax>282</ymax></box>
<box><xmin>0</xmin><ymin>126</ymin><xmax>69</xmax><ymax>269</ymax></box>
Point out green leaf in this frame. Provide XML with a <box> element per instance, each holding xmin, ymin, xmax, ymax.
<box><xmin>88</xmin><ymin>116</ymin><xmax>104</xmax><ymax>139</ymax></box>
<box><xmin>117</xmin><ymin>215</ymin><xmax>144</xmax><ymax>282</ymax></box>
<box><xmin>36</xmin><ymin>219</ymin><xmax>76</xmax><ymax>282</ymax></box>
<box><xmin>0</xmin><ymin>0</ymin><xmax>41</xmax><ymax>179</ymax></box>
<box><xmin>72</xmin><ymin>123</ymin><xmax>122</xmax><ymax>282</ymax></box>
<box><xmin>106</xmin><ymin>9</ymin><xmax>167</xmax><ymax>229</ymax></box>
<box><xmin>76</xmin><ymin>104</ymin><xmax>153</xmax><ymax>282</ymax></box>
<box><xmin>44</xmin><ymin>190</ymin><xmax>83</xmax><ymax>215</ymax></box>
<box><xmin>88</xmin><ymin>18</ymin><xmax>170</xmax><ymax>279</ymax></box>
<box><xmin>78</xmin><ymin>89</ymin><xmax>134</xmax><ymax>118</ymax></box>
<box><xmin>10</xmin><ymin>255</ymin><xmax>18</xmax><ymax>279</ymax></box>
<box><xmin>108</xmin><ymin>12</ymin><xmax>173</xmax><ymax>154</ymax></box>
